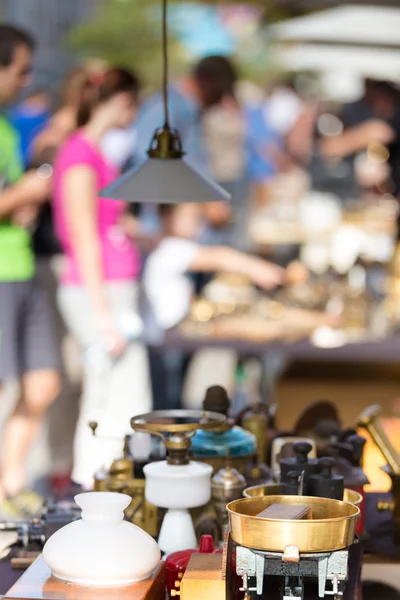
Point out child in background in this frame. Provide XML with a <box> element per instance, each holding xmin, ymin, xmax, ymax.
<box><xmin>143</xmin><ymin>203</ymin><xmax>286</xmax><ymax>344</ymax></box>
<box><xmin>143</xmin><ymin>203</ymin><xmax>290</xmax><ymax>409</ymax></box>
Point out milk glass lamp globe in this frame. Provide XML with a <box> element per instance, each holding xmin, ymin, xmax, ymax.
<box><xmin>144</xmin><ymin>461</ymin><xmax>213</xmax><ymax>509</ymax></box>
<box><xmin>42</xmin><ymin>492</ymin><xmax>161</xmax><ymax>586</ymax></box>
<box><xmin>144</xmin><ymin>461</ymin><xmax>213</xmax><ymax>555</ymax></box>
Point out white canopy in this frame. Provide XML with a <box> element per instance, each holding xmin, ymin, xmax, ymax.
<box><xmin>275</xmin><ymin>43</ymin><xmax>400</xmax><ymax>82</ymax></box>
<box><xmin>271</xmin><ymin>5</ymin><xmax>400</xmax><ymax>47</ymax></box>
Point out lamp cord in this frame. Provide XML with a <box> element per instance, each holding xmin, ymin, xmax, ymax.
<box><xmin>162</xmin><ymin>0</ymin><xmax>170</xmax><ymax>128</ymax></box>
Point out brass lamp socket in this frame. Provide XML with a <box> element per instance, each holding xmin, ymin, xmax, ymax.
<box><xmin>165</xmin><ymin>433</ymin><xmax>192</xmax><ymax>466</ymax></box>
<box><xmin>147</xmin><ymin>126</ymin><xmax>184</xmax><ymax>160</ymax></box>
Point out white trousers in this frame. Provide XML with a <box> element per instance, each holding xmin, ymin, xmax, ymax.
<box><xmin>58</xmin><ymin>282</ymin><xmax>152</xmax><ymax>487</ymax></box>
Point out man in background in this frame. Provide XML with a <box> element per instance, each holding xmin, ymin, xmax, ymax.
<box><xmin>132</xmin><ymin>55</ymin><xmax>236</xmax><ymax>234</ymax></box>
<box><xmin>0</xmin><ymin>25</ymin><xmax>60</xmax><ymax>507</ymax></box>
<box><xmin>10</xmin><ymin>88</ymin><xmax>52</xmax><ymax>167</ymax></box>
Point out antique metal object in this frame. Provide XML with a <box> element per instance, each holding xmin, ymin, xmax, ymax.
<box><xmin>357</xmin><ymin>405</ymin><xmax>400</xmax><ymax>475</ymax></box>
<box><xmin>243</xmin><ymin>483</ymin><xmax>363</xmax><ymax>510</ymax></box>
<box><xmin>130</xmin><ymin>410</ymin><xmax>226</xmax><ymax>465</ymax></box>
<box><xmin>241</xmin><ymin>405</ymin><xmax>269</xmax><ymax>465</ymax></box>
<box><xmin>280</xmin><ymin>442</ymin><xmax>320</xmax><ymax>495</ymax></box>
<box><xmin>236</xmin><ymin>545</ymin><xmax>351</xmax><ymax>600</ymax></box>
<box><xmin>94</xmin><ymin>471</ymin><xmax>158</xmax><ymax>538</ymax></box>
<box><xmin>227</xmin><ymin>495</ymin><xmax>359</xmax><ymax>553</ymax></box>
<box><xmin>0</xmin><ymin>501</ymin><xmax>80</xmax><ymax>549</ymax></box>
<box><xmin>90</xmin><ymin>423</ymin><xmax>158</xmax><ymax>537</ymax></box>
<box><xmin>357</xmin><ymin>404</ymin><xmax>400</xmax><ymax>545</ymax></box>
<box><xmin>191</xmin><ymin>387</ymin><xmax>257</xmax><ymax>475</ymax></box>
<box><xmin>377</xmin><ymin>468</ymin><xmax>400</xmax><ymax>546</ymax></box>
<box><xmin>310</xmin><ymin>457</ymin><xmax>344</xmax><ymax>501</ymax></box>
<box><xmin>130</xmin><ymin>410</ymin><xmax>226</xmax><ymax>555</ymax></box>
<box><xmin>271</xmin><ymin>437</ymin><xmax>317</xmax><ymax>481</ymax></box>
<box><xmin>211</xmin><ymin>462</ymin><xmax>247</xmax><ymax>527</ymax></box>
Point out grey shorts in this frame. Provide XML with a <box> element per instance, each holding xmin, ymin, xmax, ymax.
<box><xmin>0</xmin><ymin>278</ymin><xmax>60</xmax><ymax>381</ymax></box>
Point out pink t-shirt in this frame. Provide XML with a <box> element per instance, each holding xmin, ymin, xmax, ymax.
<box><xmin>53</xmin><ymin>132</ymin><xmax>140</xmax><ymax>285</ymax></box>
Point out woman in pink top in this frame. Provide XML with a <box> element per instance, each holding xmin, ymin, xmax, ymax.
<box><xmin>53</xmin><ymin>68</ymin><xmax>151</xmax><ymax>487</ymax></box>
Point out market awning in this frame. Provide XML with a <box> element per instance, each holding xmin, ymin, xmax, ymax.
<box><xmin>271</xmin><ymin>5</ymin><xmax>400</xmax><ymax>48</ymax></box>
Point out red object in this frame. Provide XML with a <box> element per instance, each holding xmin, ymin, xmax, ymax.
<box><xmin>165</xmin><ymin>536</ymin><xmax>221</xmax><ymax>599</ymax></box>
<box><xmin>49</xmin><ymin>473</ymin><xmax>72</xmax><ymax>497</ymax></box>
<box><xmin>348</xmin><ymin>486</ymin><xmax>365</xmax><ymax>536</ymax></box>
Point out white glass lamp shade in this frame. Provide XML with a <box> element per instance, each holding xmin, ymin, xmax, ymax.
<box><xmin>43</xmin><ymin>492</ymin><xmax>160</xmax><ymax>586</ymax></box>
<box><xmin>143</xmin><ymin>461</ymin><xmax>213</xmax><ymax>509</ymax></box>
<box><xmin>99</xmin><ymin>158</ymin><xmax>231</xmax><ymax>204</ymax></box>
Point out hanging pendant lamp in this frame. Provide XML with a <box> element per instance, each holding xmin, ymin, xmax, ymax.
<box><xmin>100</xmin><ymin>0</ymin><xmax>231</xmax><ymax>204</ymax></box>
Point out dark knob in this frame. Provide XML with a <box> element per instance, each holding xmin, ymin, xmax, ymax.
<box><xmin>293</xmin><ymin>442</ymin><xmax>313</xmax><ymax>464</ymax></box>
<box><xmin>311</xmin><ymin>457</ymin><xmax>344</xmax><ymax>500</ymax></box>
<box><xmin>203</xmin><ymin>386</ymin><xmax>230</xmax><ymax>416</ymax></box>
<box><xmin>280</xmin><ymin>470</ymin><xmax>301</xmax><ymax>496</ymax></box>
<box><xmin>329</xmin><ymin>442</ymin><xmax>353</xmax><ymax>463</ymax></box>
<box><xmin>340</xmin><ymin>428</ymin><xmax>357</xmax><ymax>442</ymax></box>
<box><xmin>319</xmin><ymin>457</ymin><xmax>336</xmax><ymax>478</ymax></box>
<box><xmin>315</xmin><ymin>420</ymin><xmax>341</xmax><ymax>439</ymax></box>
<box><xmin>347</xmin><ymin>434</ymin><xmax>366</xmax><ymax>465</ymax></box>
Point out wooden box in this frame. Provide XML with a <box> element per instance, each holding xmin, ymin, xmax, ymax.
<box><xmin>180</xmin><ymin>553</ymin><xmax>225</xmax><ymax>600</ymax></box>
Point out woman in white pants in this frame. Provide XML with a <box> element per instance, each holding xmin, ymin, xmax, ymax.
<box><xmin>53</xmin><ymin>68</ymin><xmax>152</xmax><ymax>488</ymax></box>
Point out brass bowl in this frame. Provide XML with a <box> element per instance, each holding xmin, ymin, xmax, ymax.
<box><xmin>243</xmin><ymin>483</ymin><xmax>280</xmax><ymax>497</ymax></box>
<box><xmin>227</xmin><ymin>495</ymin><xmax>359</xmax><ymax>553</ymax></box>
<box><xmin>243</xmin><ymin>484</ymin><xmax>363</xmax><ymax>510</ymax></box>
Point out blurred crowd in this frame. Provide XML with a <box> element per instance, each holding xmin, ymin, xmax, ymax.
<box><xmin>0</xmin><ymin>22</ymin><xmax>400</xmax><ymax>507</ymax></box>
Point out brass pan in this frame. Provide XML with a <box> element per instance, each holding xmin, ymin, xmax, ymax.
<box><xmin>243</xmin><ymin>483</ymin><xmax>363</xmax><ymax>510</ymax></box>
<box><xmin>227</xmin><ymin>495</ymin><xmax>359</xmax><ymax>553</ymax></box>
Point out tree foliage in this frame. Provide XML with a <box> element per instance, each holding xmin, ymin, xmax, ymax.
<box><xmin>69</xmin><ymin>0</ymin><xmax>188</xmax><ymax>90</ymax></box>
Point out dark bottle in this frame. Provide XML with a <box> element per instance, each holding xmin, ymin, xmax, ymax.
<box><xmin>203</xmin><ymin>385</ymin><xmax>230</xmax><ymax>416</ymax></box>
<box><xmin>311</xmin><ymin>457</ymin><xmax>344</xmax><ymax>500</ymax></box>
<box><xmin>192</xmin><ymin>386</ymin><xmax>258</xmax><ymax>464</ymax></box>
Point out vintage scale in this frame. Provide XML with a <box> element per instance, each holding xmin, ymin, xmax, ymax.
<box><xmin>223</xmin><ymin>442</ymin><xmax>361</xmax><ymax>600</ymax></box>
<box><xmin>130</xmin><ymin>409</ymin><xmax>226</xmax><ymax>555</ymax></box>
<box><xmin>224</xmin><ymin>441</ymin><xmax>361</xmax><ymax>600</ymax></box>
<box><xmin>225</xmin><ymin>494</ymin><xmax>360</xmax><ymax>600</ymax></box>
<box><xmin>178</xmin><ymin>441</ymin><xmax>361</xmax><ymax>600</ymax></box>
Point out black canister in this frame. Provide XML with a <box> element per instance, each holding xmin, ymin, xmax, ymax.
<box><xmin>280</xmin><ymin>470</ymin><xmax>303</xmax><ymax>496</ymax></box>
<box><xmin>346</xmin><ymin>434</ymin><xmax>367</xmax><ymax>467</ymax></box>
<box><xmin>311</xmin><ymin>457</ymin><xmax>344</xmax><ymax>500</ymax></box>
<box><xmin>280</xmin><ymin>442</ymin><xmax>320</xmax><ymax>495</ymax></box>
<box><xmin>203</xmin><ymin>385</ymin><xmax>231</xmax><ymax>416</ymax></box>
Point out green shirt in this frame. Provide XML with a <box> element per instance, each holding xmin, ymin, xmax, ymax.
<box><xmin>0</xmin><ymin>115</ymin><xmax>34</xmax><ymax>281</ymax></box>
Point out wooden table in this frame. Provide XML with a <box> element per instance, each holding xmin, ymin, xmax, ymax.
<box><xmin>3</xmin><ymin>556</ymin><xmax>165</xmax><ymax>600</ymax></box>
<box><xmin>165</xmin><ymin>329</ymin><xmax>400</xmax><ymax>365</ymax></box>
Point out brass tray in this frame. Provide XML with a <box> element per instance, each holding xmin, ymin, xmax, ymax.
<box><xmin>227</xmin><ymin>495</ymin><xmax>359</xmax><ymax>553</ymax></box>
<box><xmin>243</xmin><ymin>483</ymin><xmax>363</xmax><ymax>509</ymax></box>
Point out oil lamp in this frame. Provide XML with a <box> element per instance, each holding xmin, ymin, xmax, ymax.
<box><xmin>131</xmin><ymin>409</ymin><xmax>226</xmax><ymax>555</ymax></box>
